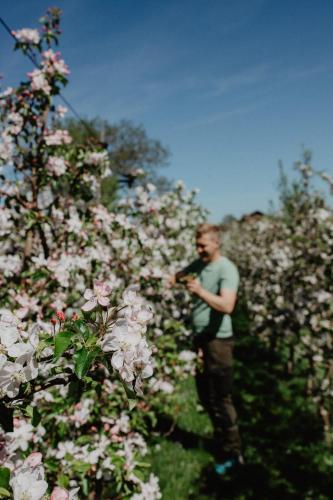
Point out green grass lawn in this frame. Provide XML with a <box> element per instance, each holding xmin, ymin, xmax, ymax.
<box><xmin>147</xmin><ymin>346</ymin><xmax>333</xmax><ymax>499</ymax></box>
<box><xmin>148</xmin><ymin>376</ymin><xmax>213</xmax><ymax>499</ymax></box>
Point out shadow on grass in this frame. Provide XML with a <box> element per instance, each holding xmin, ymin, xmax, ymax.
<box><xmin>154</xmin><ymin>410</ymin><xmax>333</xmax><ymax>499</ymax></box>
<box><xmin>196</xmin><ymin>462</ymin><xmax>292</xmax><ymax>500</ymax></box>
<box><xmin>154</xmin><ymin>413</ymin><xmax>214</xmax><ymax>453</ymax></box>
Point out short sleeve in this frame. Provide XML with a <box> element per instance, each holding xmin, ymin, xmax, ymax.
<box><xmin>220</xmin><ymin>261</ymin><xmax>239</xmax><ymax>292</ymax></box>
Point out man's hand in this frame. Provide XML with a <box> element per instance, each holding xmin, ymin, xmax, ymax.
<box><xmin>166</xmin><ymin>275</ymin><xmax>176</xmax><ymax>287</ymax></box>
<box><xmin>186</xmin><ymin>278</ymin><xmax>202</xmax><ymax>296</ymax></box>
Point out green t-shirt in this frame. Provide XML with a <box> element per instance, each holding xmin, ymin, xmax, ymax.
<box><xmin>185</xmin><ymin>256</ymin><xmax>239</xmax><ymax>339</ymax></box>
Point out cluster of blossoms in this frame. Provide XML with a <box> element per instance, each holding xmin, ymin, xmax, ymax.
<box><xmin>100</xmin><ymin>286</ymin><xmax>154</xmax><ymax>394</ymax></box>
<box><xmin>0</xmin><ymin>312</ymin><xmax>39</xmax><ymax>399</ymax></box>
<box><xmin>78</xmin><ymin>281</ymin><xmax>154</xmax><ymax>393</ymax></box>
<box><xmin>0</xmin><ymin>437</ymin><xmax>79</xmax><ymax>500</ymax></box>
<box><xmin>12</xmin><ymin>28</ymin><xmax>40</xmax><ymax>45</ymax></box>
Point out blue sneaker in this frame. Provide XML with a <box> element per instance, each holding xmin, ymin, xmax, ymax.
<box><xmin>214</xmin><ymin>455</ymin><xmax>243</xmax><ymax>475</ymax></box>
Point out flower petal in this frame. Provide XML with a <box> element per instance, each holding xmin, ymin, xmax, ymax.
<box><xmin>111</xmin><ymin>351</ymin><xmax>124</xmax><ymax>370</ymax></box>
<box><xmin>82</xmin><ymin>298</ymin><xmax>97</xmax><ymax>312</ymax></box>
<box><xmin>97</xmin><ymin>296</ymin><xmax>110</xmax><ymax>307</ymax></box>
<box><xmin>83</xmin><ymin>289</ymin><xmax>94</xmax><ymax>300</ymax></box>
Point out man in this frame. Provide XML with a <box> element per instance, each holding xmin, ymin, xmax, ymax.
<box><xmin>169</xmin><ymin>223</ymin><xmax>242</xmax><ymax>474</ymax></box>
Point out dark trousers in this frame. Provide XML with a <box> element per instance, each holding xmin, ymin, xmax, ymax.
<box><xmin>195</xmin><ymin>337</ymin><xmax>241</xmax><ymax>461</ymax></box>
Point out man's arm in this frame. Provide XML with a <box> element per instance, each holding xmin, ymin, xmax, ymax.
<box><xmin>186</xmin><ymin>280</ymin><xmax>237</xmax><ymax>314</ymax></box>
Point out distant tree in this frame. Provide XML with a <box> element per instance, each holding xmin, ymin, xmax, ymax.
<box><xmin>221</xmin><ymin>214</ymin><xmax>237</xmax><ymax>226</ymax></box>
<box><xmin>59</xmin><ymin>117</ymin><xmax>172</xmax><ymax>196</ymax></box>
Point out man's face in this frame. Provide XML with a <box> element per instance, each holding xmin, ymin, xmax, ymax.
<box><xmin>196</xmin><ymin>233</ymin><xmax>220</xmax><ymax>262</ymax></box>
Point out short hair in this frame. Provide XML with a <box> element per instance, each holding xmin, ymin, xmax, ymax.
<box><xmin>196</xmin><ymin>223</ymin><xmax>221</xmax><ymax>242</ymax></box>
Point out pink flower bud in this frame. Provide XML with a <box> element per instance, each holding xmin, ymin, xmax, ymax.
<box><xmin>25</xmin><ymin>452</ymin><xmax>43</xmax><ymax>467</ymax></box>
<box><xmin>56</xmin><ymin>310</ymin><xmax>65</xmax><ymax>322</ymax></box>
<box><xmin>50</xmin><ymin>487</ymin><xmax>70</xmax><ymax>500</ymax></box>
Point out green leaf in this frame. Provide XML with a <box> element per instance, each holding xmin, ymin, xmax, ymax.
<box><xmin>24</xmin><ymin>405</ymin><xmax>33</xmax><ymax>419</ymax></box>
<box><xmin>67</xmin><ymin>380</ymin><xmax>83</xmax><ymax>404</ymax></box>
<box><xmin>74</xmin><ymin>347</ymin><xmax>99</xmax><ymax>379</ymax></box>
<box><xmin>57</xmin><ymin>474</ymin><xmax>70</xmax><ymax>489</ymax></box>
<box><xmin>72</xmin><ymin>320</ymin><xmax>90</xmax><ymax>341</ymax></box>
<box><xmin>127</xmin><ymin>398</ymin><xmax>137</xmax><ymax>411</ymax></box>
<box><xmin>0</xmin><ymin>487</ymin><xmax>11</xmax><ymax>498</ymax></box>
<box><xmin>32</xmin><ymin>406</ymin><xmax>41</xmax><ymax>427</ymax></box>
<box><xmin>0</xmin><ymin>468</ymin><xmax>10</xmax><ymax>490</ymax></box>
<box><xmin>85</xmin><ymin>336</ymin><xmax>97</xmax><ymax>348</ymax></box>
<box><xmin>0</xmin><ymin>405</ymin><xmax>13</xmax><ymax>432</ymax></box>
<box><xmin>82</xmin><ymin>477</ymin><xmax>89</xmax><ymax>496</ymax></box>
<box><xmin>36</xmin><ymin>338</ymin><xmax>54</xmax><ymax>355</ymax></box>
<box><xmin>72</xmin><ymin>460</ymin><xmax>91</xmax><ymax>475</ymax></box>
<box><xmin>54</xmin><ymin>331</ymin><xmax>73</xmax><ymax>358</ymax></box>
<box><xmin>120</xmin><ymin>379</ymin><xmax>137</xmax><ymax>411</ymax></box>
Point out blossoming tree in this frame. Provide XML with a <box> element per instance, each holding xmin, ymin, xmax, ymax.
<box><xmin>227</xmin><ymin>162</ymin><xmax>333</xmax><ymax>439</ymax></box>
<box><xmin>0</xmin><ymin>8</ymin><xmax>206</xmax><ymax>497</ymax></box>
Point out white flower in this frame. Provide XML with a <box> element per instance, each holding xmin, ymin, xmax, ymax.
<box><xmin>25</xmin><ymin>452</ymin><xmax>43</xmax><ymax>468</ymax></box>
<box><xmin>13</xmin><ymin>28</ymin><xmax>40</xmax><ymax>44</ymax></box>
<box><xmin>82</xmin><ymin>280</ymin><xmax>112</xmax><ymax>311</ymax></box>
<box><xmin>7</xmin><ymin>420</ymin><xmax>34</xmax><ymax>452</ymax></box>
<box><xmin>146</xmin><ymin>183</ymin><xmax>156</xmax><ymax>192</ymax></box>
<box><xmin>44</xmin><ymin>130</ymin><xmax>72</xmax><ymax>146</ymax></box>
<box><xmin>179</xmin><ymin>350</ymin><xmax>196</xmax><ymax>362</ymax></box>
<box><xmin>102</xmin><ymin>320</ymin><xmax>141</xmax><ymax>358</ymax></box>
<box><xmin>42</xmin><ymin>49</ymin><xmax>69</xmax><ymax>76</ymax></box>
<box><xmin>0</xmin><ymin>133</ymin><xmax>14</xmax><ymax>164</ymax></box>
<box><xmin>0</xmin><ymin>359</ymin><xmax>34</xmax><ymax>398</ymax></box>
<box><xmin>50</xmin><ymin>487</ymin><xmax>70</xmax><ymax>500</ymax></box>
<box><xmin>0</xmin><ymin>325</ymin><xmax>19</xmax><ymax>355</ymax></box>
<box><xmin>149</xmin><ymin>378</ymin><xmax>174</xmax><ymax>394</ymax></box>
<box><xmin>47</xmin><ymin>157</ymin><xmax>67</xmax><ymax>176</ymax></box>
<box><xmin>7</xmin><ymin>113</ymin><xmax>24</xmax><ymax>135</ymax></box>
<box><xmin>315</xmin><ymin>208</ymin><xmax>331</xmax><ymax>221</ymax></box>
<box><xmin>85</xmin><ymin>151</ymin><xmax>109</xmax><ymax>166</ymax></box>
<box><xmin>0</xmin><ymin>255</ymin><xmax>22</xmax><ymax>277</ymax></box>
<box><xmin>28</xmin><ymin>69</ymin><xmax>51</xmax><ymax>95</ymax></box>
<box><xmin>10</xmin><ymin>460</ymin><xmax>48</xmax><ymax>500</ymax></box>
<box><xmin>132</xmin><ymin>473</ymin><xmax>162</xmax><ymax>500</ymax></box>
<box><xmin>317</xmin><ymin>291</ymin><xmax>332</xmax><ymax>303</ymax></box>
<box><xmin>0</xmin><ymin>87</ymin><xmax>13</xmax><ymax>98</ymax></box>
<box><xmin>55</xmin><ymin>105</ymin><xmax>68</xmax><ymax>118</ymax></box>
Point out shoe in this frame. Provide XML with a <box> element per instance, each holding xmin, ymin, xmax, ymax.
<box><xmin>214</xmin><ymin>455</ymin><xmax>244</xmax><ymax>475</ymax></box>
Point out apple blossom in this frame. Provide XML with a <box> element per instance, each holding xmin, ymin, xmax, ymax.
<box><xmin>82</xmin><ymin>281</ymin><xmax>112</xmax><ymax>311</ymax></box>
<box><xmin>10</xmin><ymin>454</ymin><xmax>48</xmax><ymax>500</ymax></box>
<box><xmin>46</xmin><ymin>156</ymin><xmax>67</xmax><ymax>176</ymax></box>
<box><xmin>12</xmin><ymin>28</ymin><xmax>40</xmax><ymax>44</ymax></box>
<box><xmin>44</xmin><ymin>129</ymin><xmax>72</xmax><ymax>146</ymax></box>
<box><xmin>28</xmin><ymin>69</ymin><xmax>51</xmax><ymax>95</ymax></box>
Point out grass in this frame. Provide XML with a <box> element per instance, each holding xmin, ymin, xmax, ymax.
<box><xmin>148</xmin><ymin>376</ymin><xmax>213</xmax><ymax>499</ymax></box>
<box><xmin>147</xmin><ymin>341</ymin><xmax>333</xmax><ymax>499</ymax></box>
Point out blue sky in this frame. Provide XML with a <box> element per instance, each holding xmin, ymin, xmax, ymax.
<box><xmin>1</xmin><ymin>0</ymin><xmax>333</xmax><ymax>221</ymax></box>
